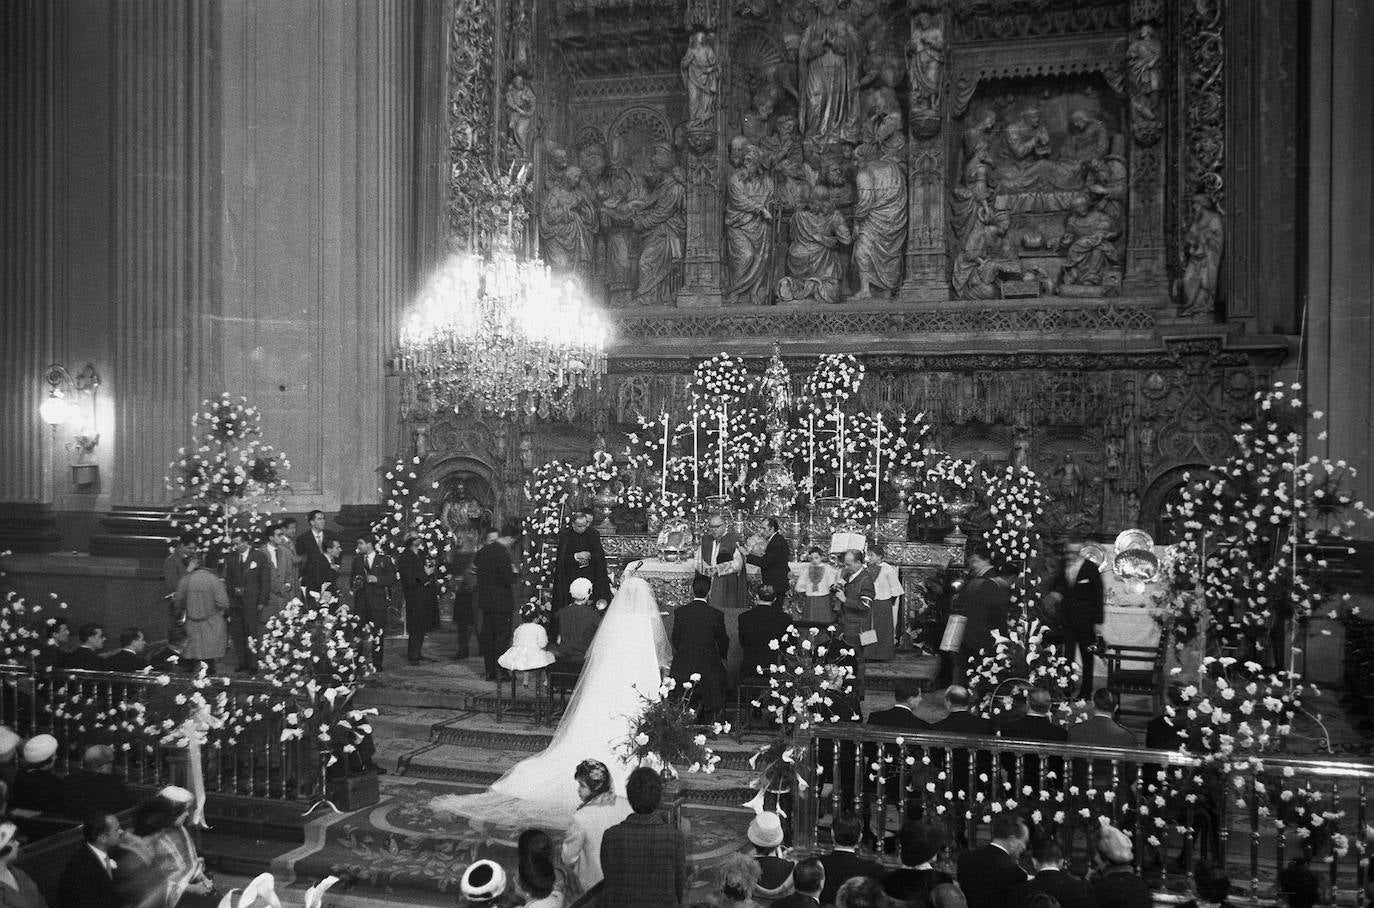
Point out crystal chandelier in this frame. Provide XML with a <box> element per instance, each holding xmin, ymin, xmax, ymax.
<box><xmin>397</xmin><ymin>238</ymin><xmax>610</xmax><ymax>419</ymax></box>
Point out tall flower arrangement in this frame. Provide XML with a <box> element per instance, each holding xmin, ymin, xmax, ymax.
<box><xmin>982</xmin><ymin>466</ymin><xmax>1047</xmax><ymax>571</ymax></box>
<box><xmin>965</xmin><ymin>617</ymin><xmax>1080</xmax><ymax>718</ymax></box>
<box><xmin>1168</xmin><ymin>381</ymin><xmax>1372</xmax><ymax>662</ymax></box>
<box><xmin>371</xmin><ymin>456</ymin><xmax>450</xmax><ymax>585</ymax></box>
<box><xmin>907</xmin><ymin>456</ymin><xmax>979</xmax><ymax>521</ymax></box>
<box><xmin>165</xmin><ymin>394</ymin><xmax>291</xmax><ymax>564</ymax></box>
<box><xmin>522</xmin><ymin>460</ymin><xmax>580</xmax><ymax>615</ymax></box>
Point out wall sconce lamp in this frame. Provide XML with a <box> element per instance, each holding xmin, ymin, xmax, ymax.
<box><xmin>40</xmin><ymin>362</ymin><xmax>101</xmax><ymax>455</ymax></box>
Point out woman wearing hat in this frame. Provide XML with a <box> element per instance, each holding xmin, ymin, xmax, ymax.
<box><xmin>883</xmin><ymin>816</ymin><xmax>963</xmax><ymax>906</ymax></box>
<box><xmin>460</xmin><ymin>859</ymin><xmax>518</xmax><ymax>906</ymax></box>
<box><xmin>560</xmin><ymin>759</ymin><xmax>630</xmax><ymax>895</ymax></box>
<box><xmin>1091</xmin><ymin>821</ymin><xmax>1151</xmax><ymax>908</ymax></box>
<box><xmin>746</xmin><ymin>810</ymin><xmax>794</xmax><ymax>901</ymax></box>
<box><xmin>0</xmin><ymin>821</ymin><xmax>43</xmax><ymax>907</ymax></box>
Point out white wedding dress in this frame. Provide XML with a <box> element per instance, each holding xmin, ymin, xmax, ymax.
<box><xmin>430</xmin><ymin>575</ymin><xmax>672</xmax><ymax>831</ymax></box>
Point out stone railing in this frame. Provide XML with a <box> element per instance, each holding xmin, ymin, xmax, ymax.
<box><xmin>792</xmin><ymin>725</ymin><xmax>1373</xmax><ymax>905</ymax></box>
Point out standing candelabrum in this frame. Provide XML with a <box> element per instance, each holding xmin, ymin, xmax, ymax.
<box><xmin>890</xmin><ymin>469</ymin><xmax>917</xmax><ymax>517</ymax></box>
<box><xmin>944</xmin><ymin>497</ymin><xmax>975</xmax><ymax>544</ymax></box>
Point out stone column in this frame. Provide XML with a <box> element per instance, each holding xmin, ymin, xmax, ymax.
<box><xmin>677</xmin><ymin>0</ymin><xmax>725</xmax><ymax>309</ymax></box>
<box><xmin>111</xmin><ymin>0</ymin><xmax>221</xmax><ymax>507</ymax></box>
<box><xmin>1123</xmin><ymin>4</ymin><xmax>1167</xmax><ymax>292</ymax></box>
<box><xmin>901</xmin><ymin>5</ymin><xmax>949</xmax><ymax>299</ymax></box>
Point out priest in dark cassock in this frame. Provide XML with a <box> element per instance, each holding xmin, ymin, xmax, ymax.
<box><xmin>550</xmin><ymin>510</ymin><xmax>612</xmax><ymax>613</ymax></box>
<box><xmin>697</xmin><ymin>514</ymin><xmax>751</xmax><ymax>611</ymax></box>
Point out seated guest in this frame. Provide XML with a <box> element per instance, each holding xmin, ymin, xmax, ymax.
<box><xmin>883</xmin><ymin>816</ymin><xmax>959</xmax><ymax>905</ymax></box>
<box><xmin>118</xmin><ymin>787</ymin><xmax>215</xmax><ymax>906</ymax></box>
<box><xmin>516</xmin><ymin>829</ymin><xmax>564</xmax><ymax>908</ymax></box>
<box><xmin>104</xmin><ymin>628</ymin><xmax>150</xmax><ymax>673</ymax></box>
<box><xmin>62</xmin><ymin>744</ymin><xmax>134</xmax><ymax>817</ymax></box>
<box><xmin>548</xmin><ymin>579</ymin><xmax>603</xmax><ymax>679</ymax></box>
<box><xmin>1090</xmin><ymin>823</ymin><xmax>1151</xmax><ymax>908</ymax></box>
<box><xmin>773</xmin><ymin>858</ymin><xmax>825</xmax><ymax>908</ymax></box>
<box><xmin>1145</xmin><ymin>684</ymin><xmax>1188</xmax><ymax>751</ymax></box>
<box><xmin>0</xmin><ymin>727</ymin><xmax>20</xmax><ymax>791</ymax></box>
<box><xmin>58</xmin><ymin>812</ymin><xmax>124</xmax><ymax>908</ymax></box>
<box><xmin>61</xmin><ymin>623</ymin><xmax>106</xmax><ymax>671</ymax></box>
<box><xmin>955</xmin><ymin>811</ymin><xmax>1029</xmax><ymax>908</ymax></box>
<box><xmin>932</xmin><ymin>685</ymin><xmax>993</xmax><ymax>795</ymax></box>
<box><xmin>1067</xmin><ymin>689</ymin><xmax>1137</xmax><ymax>747</ymax></box>
<box><xmin>600</xmin><ymin>766</ymin><xmax>687</xmax><ymax>908</ymax></box>
<box><xmin>34</xmin><ymin>617</ymin><xmax>70</xmax><ymax>671</ymax></box>
<box><xmin>746</xmin><ymin>810</ymin><xmax>794</xmax><ymax>900</ymax></box>
<box><xmin>739</xmin><ymin>585</ymin><xmax>793</xmax><ymax>680</ymax></box>
<box><xmin>12</xmin><ymin>734</ymin><xmax>63</xmax><ymax>813</ymax></box>
<box><xmin>1007</xmin><ymin>838</ymin><xmax>1097</xmax><ymax>908</ymax></box>
<box><xmin>713</xmin><ymin>852</ymin><xmax>763</xmax><ymax>908</ymax></box>
<box><xmin>562</xmin><ymin>759</ymin><xmax>629</xmax><ymax>895</ymax></box>
<box><xmin>868</xmin><ymin>678</ymin><xmax>931</xmax><ymax>730</ymax></box>
<box><xmin>148</xmin><ymin>626</ymin><xmax>191</xmax><ymax>673</ymax></box>
<box><xmin>460</xmin><ymin>859</ymin><xmax>515</xmax><ymax>906</ymax></box>
<box><xmin>0</xmin><ymin>820</ymin><xmax>44</xmax><ymax>907</ymax></box>
<box><xmin>998</xmin><ymin>686</ymin><xmax>1067</xmax><ymax>790</ymax></box>
<box><xmin>834</xmin><ymin>876</ymin><xmax>888</xmax><ymax>908</ymax></box>
<box><xmin>819</xmin><ymin>814</ymin><xmax>886</xmax><ymax>906</ymax></box>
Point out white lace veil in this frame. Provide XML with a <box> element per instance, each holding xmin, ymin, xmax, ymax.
<box><xmin>429</xmin><ymin>574</ymin><xmax>670</xmax><ymax>831</ymax></box>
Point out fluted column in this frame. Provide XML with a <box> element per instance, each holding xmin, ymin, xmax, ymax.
<box><xmin>0</xmin><ymin>0</ymin><xmax>55</xmax><ymax>505</ymax></box>
<box><xmin>111</xmin><ymin>1</ymin><xmax>219</xmax><ymax>506</ymax></box>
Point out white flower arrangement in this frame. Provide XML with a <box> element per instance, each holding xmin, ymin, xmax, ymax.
<box><xmin>690</xmin><ymin>352</ymin><xmax>752</xmax><ymax>406</ymax></box>
<box><xmin>907</xmin><ymin>455</ymin><xmax>980</xmax><ymax>520</ymax></box>
<box><xmin>966</xmin><ymin>616</ymin><xmax>1080</xmax><ymax>718</ymax></box>
<box><xmin>803</xmin><ymin>354</ymin><xmax>865</xmax><ymax>405</ymax></box>
<box><xmin>370</xmin><ymin>455</ymin><xmax>450</xmax><ymax>587</ymax></box>
<box><xmin>581</xmin><ymin>450</ymin><xmax>620</xmax><ymax>487</ymax></box>
<box><xmin>619</xmin><ymin>676</ymin><xmax>727</xmax><ymax>776</ymax></box>
<box><xmin>648</xmin><ymin>489</ymin><xmax>691</xmax><ymax>526</ymax></box>
<box><xmin>753</xmin><ymin>624</ymin><xmax>857</xmax><ymax>733</ymax></box>
<box><xmin>982</xmin><ymin>466</ymin><xmax>1046</xmax><ymax>569</ymax></box>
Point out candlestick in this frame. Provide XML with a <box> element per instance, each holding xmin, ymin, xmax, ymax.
<box><xmin>692</xmin><ymin>411</ymin><xmax>699</xmax><ymax>501</ymax></box>
<box><xmin>718</xmin><ymin>401</ymin><xmax>727</xmax><ymax>499</ymax></box>
<box><xmin>660</xmin><ymin>411</ymin><xmax>669</xmax><ymax>499</ymax></box>
<box><xmin>873</xmin><ymin>412</ymin><xmax>882</xmax><ymax>506</ymax></box>
<box><xmin>837</xmin><ymin>410</ymin><xmax>846</xmax><ymax>499</ymax></box>
<box><xmin>808</xmin><ymin>411</ymin><xmax>816</xmax><ymax>507</ymax></box>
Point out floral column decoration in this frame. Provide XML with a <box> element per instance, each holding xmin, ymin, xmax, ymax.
<box><xmin>690</xmin><ymin>353</ymin><xmax>752</xmax><ymax>511</ymax></box>
<box><xmin>803</xmin><ymin>354</ymin><xmax>865</xmax><ymax>504</ymax></box>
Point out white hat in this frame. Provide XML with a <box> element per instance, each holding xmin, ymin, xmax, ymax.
<box><xmin>0</xmin><ymin>727</ymin><xmax>20</xmax><ymax>759</ymax></box>
<box><xmin>747</xmin><ymin>811</ymin><xmax>785</xmax><ymax>848</ymax></box>
<box><xmin>1096</xmin><ymin>820</ymin><xmax>1133</xmax><ymax>864</ymax></box>
<box><xmin>461</xmin><ymin>860</ymin><xmax>507</xmax><ymax>900</ymax></box>
<box><xmin>159</xmin><ymin>785</ymin><xmax>195</xmax><ymax>805</ymax></box>
<box><xmin>22</xmin><ymin>734</ymin><xmax>57</xmax><ymax>765</ymax></box>
<box><xmin>569</xmin><ymin>578</ymin><xmax>593</xmax><ymax>600</ymax></box>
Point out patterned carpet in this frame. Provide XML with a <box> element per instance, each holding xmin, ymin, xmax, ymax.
<box><xmin>272</xmin><ymin>777</ymin><xmax>752</xmax><ymax>900</ymax></box>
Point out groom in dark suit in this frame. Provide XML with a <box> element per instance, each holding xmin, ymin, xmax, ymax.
<box><xmin>295</xmin><ymin>509</ymin><xmax>335</xmax><ymax>597</ymax></box>
<box><xmin>746</xmin><ymin>518</ymin><xmax>791</xmax><ymax>605</ymax></box>
<box><xmin>670</xmin><ymin>574</ymin><xmax>730</xmax><ymax>724</ymax></box>
<box><xmin>351</xmin><ymin>536</ymin><xmax>398</xmax><ymax>670</ymax></box>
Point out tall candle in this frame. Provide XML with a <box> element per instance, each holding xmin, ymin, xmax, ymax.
<box><xmin>660</xmin><ymin>411</ymin><xmax>669</xmax><ymax>497</ymax></box>
<box><xmin>837</xmin><ymin>410</ymin><xmax>846</xmax><ymax>499</ymax></box>
<box><xmin>808</xmin><ymin>411</ymin><xmax>816</xmax><ymax>506</ymax></box>
<box><xmin>873</xmin><ymin>412</ymin><xmax>883</xmax><ymax>506</ymax></box>
<box><xmin>718</xmin><ymin>401</ymin><xmax>728</xmax><ymax>499</ymax></box>
<box><xmin>692</xmin><ymin>411</ymin><xmax>700</xmax><ymax>501</ymax></box>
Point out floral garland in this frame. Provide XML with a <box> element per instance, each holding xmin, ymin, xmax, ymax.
<box><xmin>982</xmin><ymin>466</ymin><xmax>1046</xmax><ymax>570</ymax></box>
<box><xmin>907</xmin><ymin>455</ymin><xmax>980</xmax><ymax>521</ymax></box>
<box><xmin>620</xmin><ymin>676</ymin><xmax>727</xmax><ymax>776</ymax></box>
<box><xmin>1169</xmin><ymin>382</ymin><xmax>1372</xmax><ymax>656</ymax></box>
<box><xmin>165</xmin><ymin>394</ymin><xmax>291</xmax><ymax>564</ymax></box>
<box><xmin>690</xmin><ymin>352</ymin><xmax>752</xmax><ymax>406</ymax></box>
<box><xmin>833</xmin><ymin>497</ymin><xmax>878</xmax><ymax>528</ymax></box>
<box><xmin>803</xmin><ymin>354</ymin><xmax>864</xmax><ymax>405</ymax></box>
<box><xmin>371</xmin><ymin>456</ymin><xmax>451</xmax><ymax>587</ymax></box>
<box><xmin>965</xmin><ymin>616</ymin><xmax>1080</xmax><ymax>718</ymax></box>
<box><xmin>648</xmin><ymin>490</ymin><xmax>691</xmax><ymax>527</ymax></box>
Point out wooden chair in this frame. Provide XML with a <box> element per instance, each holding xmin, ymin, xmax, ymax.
<box><xmin>1101</xmin><ymin>635</ymin><xmax>1169</xmax><ymax>719</ymax></box>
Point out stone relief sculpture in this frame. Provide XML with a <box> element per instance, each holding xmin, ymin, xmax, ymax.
<box><xmin>761</xmin><ymin>114</ymin><xmax>806</xmax><ymax>211</ymax></box>
<box><xmin>627</xmin><ymin>144</ymin><xmax>686</xmax><ymax>306</ymax></box>
<box><xmin>850</xmin><ymin>142</ymin><xmax>908</xmax><ymax>298</ymax></box>
<box><xmin>906</xmin><ymin>11</ymin><xmax>944</xmax><ymax>111</ymax></box>
<box><xmin>724</xmin><ymin>138</ymin><xmax>778</xmax><ymax>306</ymax></box>
<box><xmin>778</xmin><ymin>184</ymin><xmax>852</xmax><ymax>304</ymax></box>
<box><xmin>797</xmin><ymin>0</ymin><xmax>864</xmax><ymax>150</ymax></box>
<box><xmin>1061</xmin><ymin>109</ymin><xmax>1112</xmax><ymax>164</ymax></box>
<box><xmin>1055</xmin><ymin>194</ymin><xmax>1122</xmax><ymax>294</ymax></box>
<box><xmin>1179</xmin><ymin>193</ymin><xmax>1223</xmax><ymax>317</ymax></box>
<box><xmin>860</xmin><ymin>87</ymin><xmax>905</xmax><ymax>163</ymax></box>
<box><xmin>539</xmin><ymin>165</ymin><xmax>597</xmax><ymax>279</ymax></box>
<box><xmin>505</xmin><ymin>74</ymin><xmax>536</xmax><ymax>159</ymax></box>
<box><xmin>951</xmin><ymin>210</ymin><xmax>1025</xmax><ymax>300</ymax></box>
<box><xmin>681</xmin><ymin>30</ymin><xmax>720</xmax><ymax>126</ymax></box>
<box><xmin>1127</xmin><ymin>23</ymin><xmax>1164</xmax><ymax>143</ymax></box>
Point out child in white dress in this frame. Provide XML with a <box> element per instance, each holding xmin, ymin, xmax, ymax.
<box><xmin>499</xmin><ymin>612</ymin><xmax>556</xmax><ymax>691</ymax></box>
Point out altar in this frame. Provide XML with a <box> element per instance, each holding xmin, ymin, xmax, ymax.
<box><xmin>1089</xmin><ymin>544</ymin><xmax>1194</xmax><ymax>684</ymax></box>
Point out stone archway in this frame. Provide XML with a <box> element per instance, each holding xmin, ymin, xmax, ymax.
<box><xmin>1139</xmin><ymin>464</ymin><xmax>1219</xmax><ymax>543</ymax></box>
<box><xmin>425</xmin><ymin>454</ymin><xmax>504</xmax><ymax>554</ymax></box>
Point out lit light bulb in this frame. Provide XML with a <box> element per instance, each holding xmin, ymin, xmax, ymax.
<box><xmin>39</xmin><ymin>392</ymin><xmax>71</xmax><ymax>426</ymax></box>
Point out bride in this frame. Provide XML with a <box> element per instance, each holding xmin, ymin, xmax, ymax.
<box><xmin>430</xmin><ymin>574</ymin><xmax>672</xmax><ymax>830</ymax></box>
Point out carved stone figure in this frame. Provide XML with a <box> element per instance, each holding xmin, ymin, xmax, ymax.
<box><xmin>1136</xmin><ymin>418</ymin><xmax>1157</xmax><ymax>471</ymax></box>
<box><xmin>860</xmin><ymin>87</ymin><xmax>905</xmax><ymax>163</ymax></box>
<box><xmin>798</xmin><ymin>0</ymin><xmax>864</xmax><ymax>148</ymax></box>
<box><xmin>725</xmin><ymin>138</ymin><xmax>777</xmax><ymax>306</ymax></box>
<box><xmin>1180</xmin><ymin>193</ymin><xmax>1224</xmax><ymax>317</ymax></box>
<box><xmin>1060</xmin><ymin>109</ymin><xmax>1111</xmax><ymax>164</ymax></box>
<box><xmin>906</xmin><ymin>11</ymin><xmax>945</xmax><ymax>110</ymax></box>
<box><xmin>761</xmin><ymin>115</ymin><xmax>806</xmax><ymax>211</ymax></box>
<box><xmin>539</xmin><ymin>166</ymin><xmax>597</xmax><ymax>278</ymax></box>
<box><xmin>778</xmin><ymin>184</ymin><xmax>852</xmax><ymax>304</ymax></box>
<box><xmin>681</xmin><ymin>30</ymin><xmax>720</xmax><ymax>126</ymax></box>
<box><xmin>741</xmin><ymin>85</ymin><xmax>781</xmax><ymax>145</ymax></box>
<box><xmin>413</xmin><ymin>424</ymin><xmax>429</xmax><ymax>459</ymax></box>
<box><xmin>951</xmin><ymin>210</ymin><xmax>1023</xmax><ymax>300</ymax></box>
<box><xmin>850</xmin><ymin>142</ymin><xmax>907</xmax><ymax>298</ymax></box>
<box><xmin>629</xmin><ymin>144</ymin><xmax>686</xmax><ymax>306</ymax></box>
<box><xmin>505</xmin><ymin>74</ymin><xmax>536</xmax><ymax>159</ymax></box>
<box><xmin>1087</xmin><ymin>155</ymin><xmax>1128</xmax><ymax>224</ymax></box>
<box><xmin>1052</xmin><ymin>453</ymin><xmax>1086</xmax><ymax>504</ymax></box>
<box><xmin>859</xmin><ymin>33</ymin><xmax>904</xmax><ymax>92</ymax></box>
<box><xmin>1104</xmin><ymin>437</ymin><xmax>1122</xmax><ymax>481</ymax></box>
<box><xmin>1056</xmin><ymin>194</ymin><xmax>1122</xmax><ymax>292</ymax></box>
<box><xmin>582</xmin><ymin>142</ymin><xmax>645</xmax><ymax>285</ymax></box>
<box><xmin>1011</xmin><ymin>427</ymin><xmax>1031</xmax><ymax>468</ymax></box>
<box><xmin>1001</xmin><ymin>106</ymin><xmax>1052</xmax><ymax>163</ymax></box>
<box><xmin>1127</xmin><ymin>24</ymin><xmax>1164</xmax><ymax>134</ymax></box>
<box><xmin>519</xmin><ymin>436</ymin><xmax>535</xmax><ymax>472</ymax></box>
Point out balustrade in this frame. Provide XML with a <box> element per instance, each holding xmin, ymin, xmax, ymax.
<box><xmin>793</xmin><ymin>726</ymin><xmax>1373</xmax><ymax>904</ymax></box>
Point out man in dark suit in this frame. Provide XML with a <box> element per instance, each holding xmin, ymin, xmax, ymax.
<box><xmin>61</xmin><ymin>745</ymin><xmax>134</xmax><ymax>817</ymax></box>
<box><xmin>818</xmin><ymin>814</ymin><xmax>885</xmax><ymax>906</ymax></box>
<box><xmin>351</xmin><ymin>536</ymin><xmax>398</xmax><ymax>671</ymax></box>
<box><xmin>549</xmin><ymin>577</ymin><xmax>602</xmax><ymax>677</ymax></box>
<box><xmin>956</xmin><ymin>811</ymin><xmax>1029</xmax><ymax>908</ymax></box>
<box><xmin>670</xmin><ymin>574</ymin><xmax>730</xmax><ymax>724</ymax></box>
<box><xmin>551</xmin><ymin>510</ymin><xmax>612</xmax><ymax>614</ymax></box>
<box><xmin>57</xmin><ymin>812</ymin><xmax>124</xmax><ymax>908</ymax></box>
<box><xmin>224</xmin><ymin>527</ymin><xmax>269</xmax><ymax>672</ymax></box>
<box><xmin>932</xmin><ymin>685</ymin><xmax>994</xmax><ymax>800</ymax></box>
<box><xmin>61</xmin><ymin>623</ymin><xmax>106</xmax><ymax>671</ymax></box>
<box><xmin>772</xmin><ymin>857</ymin><xmax>825</xmax><ymax>908</ymax></box>
<box><xmin>746</xmin><ymin>517</ymin><xmax>792</xmax><ymax>605</ymax></box>
<box><xmin>738</xmin><ymin>585</ymin><xmax>792</xmax><ymax>680</ymax></box>
<box><xmin>147</xmin><ymin>626</ymin><xmax>190</xmax><ymax>673</ymax></box>
<box><xmin>1068</xmin><ymin>688</ymin><xmax>1137</xmax><ymax>748</ymax></box>
<box><xmin>398</xmin><ymin>534</ymin><xmax>439</xmax><ymax>664</ymax></box>
<box><xmin>599</xmin><ymin>766</ymin><xmax>687</xmax><ymax>908</ymax></box>
<box><xmin>837</xmin><ymin>549</ymin><xmax>876</xmax><ymax>697</ymax></box>
<box><xmin>295</xmin><ymin>509</ymin><xmax>335</xmax><ymax>597</ymax></box>
<box><xmin>998</xmin><ymin>686</ymin><xmax>1067</xmax><ymax>791</ymax></box>
<box><xmin>868</xmin><ymin>677</ymin><xmax>930</xmax><ymax>730</ymax></box>
<box><xmin>474</xmin><ymin>526</ymin><xmax>518</xmax><ymax>682</ymax></box>
<box><xmin>952</xmin><ymin>545</ymin><xmax>1011</xmax><ymax>685</ymax></box>
<box><xmin>1051</xmin><ymin>541</ymin><xmax>1104</xmax><ymax>696</ymax></box>
<box><xmin>1007</xmin><ymin>838</ymin><xmax>1098</xmax><ymax>908</ymax></box>
<box><xmin>103</xmin><ymin>628</ymin><xmax>149</xmax><ymax>674</ymax></box>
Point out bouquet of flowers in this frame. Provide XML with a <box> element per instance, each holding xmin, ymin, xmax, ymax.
<box><xmin>966</xmin><ymin>616</ymin><xmax>1080</xmax><ymax>719</ymax></box>
<box><xmin>803</xmin><ymin>354</ymin><xmax>865</xmax><ymax>405</ymax></box>
<box><xmin>691</xmin><ymin>352</ymin><xmax>752</xmax><ymax>406</ymax></box>
<box><xmin>620</xmin><ymin>676</ymin><xmax>727</xmax><ymax>777</ymax></box>
<box><xmin>753</xmin><ymin>624</ymin><xmax>857</xmax><ymax>734</ymax></box>
<box><xmin>907</xmin><ymin>456</ymin><xmax>981</xmax><ymax>521</ymax></box>
<box><xmin>581</xmin><ymin>450</ymin><xmax>619</xmax><ymax>488</ymax></box>
<box><xmin>833</xmin><ymin>497</ymin><xmax>878</xmax><ymax>528</ymax></box>
<box><xmin>648</xmin><ymin>489</ymin><xmax>691</xmax><ymax>527</ymax></box>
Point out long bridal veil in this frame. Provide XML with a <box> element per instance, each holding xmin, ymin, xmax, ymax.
<box><xmin>430</xmin><ymin>575</ymin><xmax>671</xmax><ymax>831</ymax></box>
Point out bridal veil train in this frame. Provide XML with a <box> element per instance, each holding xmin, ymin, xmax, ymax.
<box><xmin>430</xmin><ymin>575</ymin><xmax>671</xmax><ymax>830</ymax></box>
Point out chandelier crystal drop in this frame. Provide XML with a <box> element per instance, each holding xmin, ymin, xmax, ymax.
<box><xmin>397</xmin><ymin>238</ymin><xmax>610</xmax><ymax>419</ymax></box>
